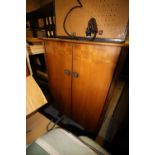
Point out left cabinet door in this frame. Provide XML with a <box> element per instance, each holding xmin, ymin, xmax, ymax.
<box><xmin>44</xmin><ymin>40</ymin><xmax>72</xmax><ymax>116</ymax></box>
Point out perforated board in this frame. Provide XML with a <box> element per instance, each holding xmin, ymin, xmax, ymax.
<box><xmin>55</xmin><ymin>0</ymin><xmax>129</xmax><ymax>40</ymax></box>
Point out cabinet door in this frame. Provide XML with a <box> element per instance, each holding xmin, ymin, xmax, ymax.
<box><xmin>44</xmin><ymin>41</ymin><xmax>72</xmax><ymax>116</ymax></box>
<box><xmin>72</xmin><ymin>44</ymin><xmax>121</xmax><ymax>132</ymax></box>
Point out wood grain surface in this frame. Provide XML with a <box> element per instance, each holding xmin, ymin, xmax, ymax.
<box><xmin>71</xmin><ymin>43</ymin><xmax>121</xmax><ymax>131</ymax></box>
<box><xmin>44</xmin><ymin>39</ymin><xmax>122</xmax><ymax>132</ymax></box>
<box><xmin>44</xmin><ymin>40</ymin><xmax>72</xmax><ymax>116</ymax></box>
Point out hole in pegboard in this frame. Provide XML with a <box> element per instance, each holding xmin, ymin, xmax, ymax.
<box><xmin>96</xmin><ymin>0</ymin><xmax>124</xmax><ymax>35</ymax></box>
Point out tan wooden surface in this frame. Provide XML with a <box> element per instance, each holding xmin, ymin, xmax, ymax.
<box><xmin>26</xmin><ymin>76</ymin><xmax>47</xmax><ymax>116</ymax></box>
<box><xmin>27</xmin><ymin>37</ymin><xmax>45</xmax><ymax>55</ymax></box>
<box><xmin>26</xmin><ymin>49</ymin><xmax>33</xmax><ymax>75</ymax></box>
<box><xmin>26</xmin><ymin>112</ymin><xmax>57</xmax><ymax>144</ymax></box>
<box><xmin>72</xmin><ymin>43</ymin><xmax>121</xmax><ymax>131</ymax></box>
<box><xmin>27</xmin><ymin>37</ymin><xmax>44</xmax><ymax>43</ymax></box>
<box><xmin>44</xmin><ymin>41</ymin><xmax>72</xmax><ymax>116</ymax></box>
<box><xmin>55</xmin><ymin>0</ymin><xmax>128</xmax><ymax>39</ymax></box>
<box><xmin>28</xmin><ymin>45</ymin><xmax>45</xmax><ymax>55</ymax></box>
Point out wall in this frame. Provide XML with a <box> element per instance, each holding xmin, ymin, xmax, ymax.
<box><xmin>26</xmin><ymin>0</ymin><xmax>41</xmax><ymax>13</ymax></box>
<box><xmin>55</xmin><ymin>0</ymin><xmax>129</xmax><ymax>39</ymax></box>
<box><xmin>26</xmin><ymin>0</ymin><xmax>53</xmax><ymax>13</ymax></box>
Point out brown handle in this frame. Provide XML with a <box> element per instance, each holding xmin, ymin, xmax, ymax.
<box><xmin>64</xmin><ymin>69</ymin><xmax>71</xmax><ymax>75</ymax></box>
<box><xmin>72</xmin><ymin>72</ymin><xmax>79</xmax><ymax>78</ymax></box>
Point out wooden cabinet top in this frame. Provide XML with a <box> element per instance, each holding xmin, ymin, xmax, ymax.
<box><xmin>42</xmin><ymin>38</ymin><xmax>129</xmax><ymax>47</ymax></box>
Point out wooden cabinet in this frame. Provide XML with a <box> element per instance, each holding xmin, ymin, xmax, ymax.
<box><xmin>44</xmin><ymin>39</ymin><xmax>121</xmax><ymax>132</ymax></box>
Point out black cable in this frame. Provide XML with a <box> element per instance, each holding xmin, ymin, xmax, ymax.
<box><xmin>63</xmin><ymin>0</ymin><xmax>83</xmax><ymax>38</ymax></box>
<box><xmin>46</xmin><ymin>116</ymin><xmax>64</xmax><ymax>132</ymax></box>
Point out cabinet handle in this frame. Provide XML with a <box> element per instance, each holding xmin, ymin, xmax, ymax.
<box><xmin>64</xmin><ymin>69</ymin><xmax>71</xmax><ymax>75</ymax></box>
<box><xmin>72</xmin><ymin>72</ymin><xmax>79</xmax><ymax>78</ymax></box>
